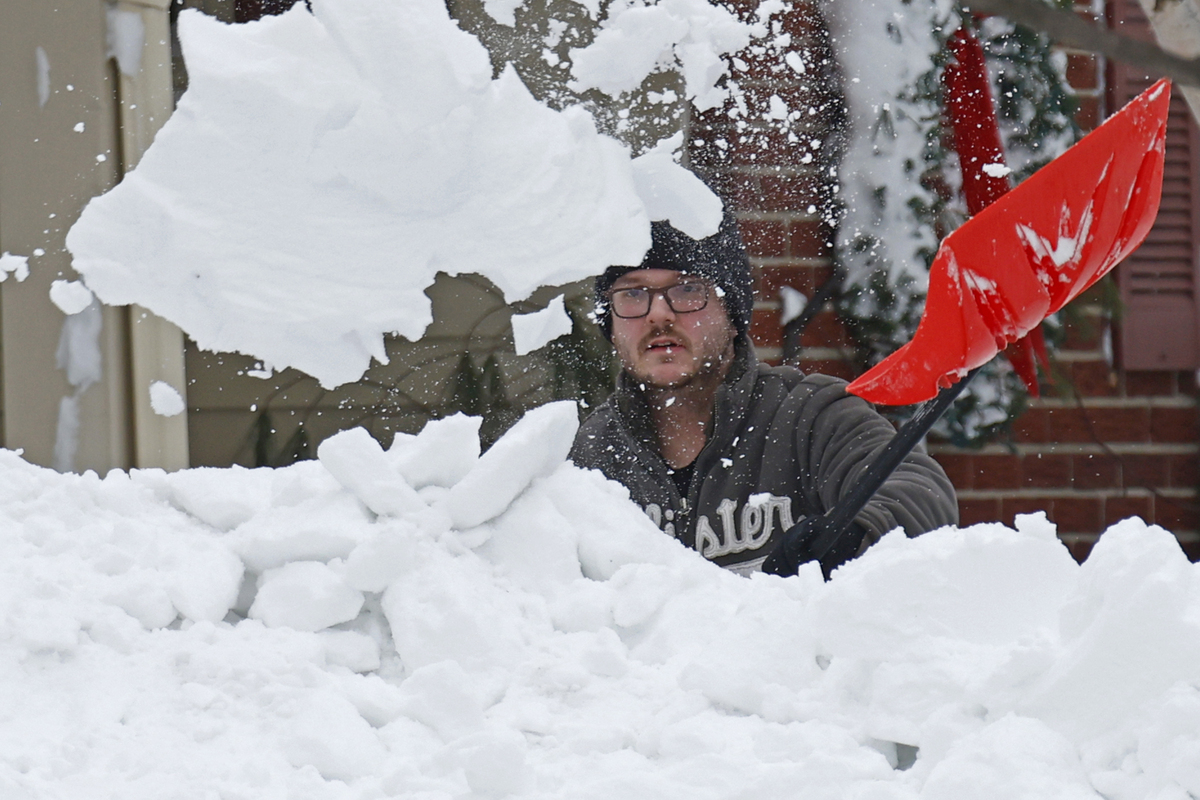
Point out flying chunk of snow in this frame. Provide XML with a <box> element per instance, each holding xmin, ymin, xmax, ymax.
<box><xmin>0</xmin><ymin>252</ymin><xmax>29</xmax><ymax>282</ymax></box>
<box><xmin>511</xmin><ymin>295</ymin><xmax>573</xmax><ymax>356</ymax></box>
<box><xmin>767</xmin><ymin>94</ymin><xmax>788</xmax><ymax>120</ymax></box>
<box><xmin>67</xmin><ymin>0</ymin><xmax>653</xmax><ymax>389</ymax></box>
<box><xmin>148</xmin><ymin>380</ymin><xmax>186</xmax><ymax>416</ymax></box>
<box><xmin>568</xmin><ymin>0</ymin><xmax>754</xmax><ymax>110</ymax></box>
<box><xmin>779</xmin><ymin>285</ymin><xmax>808</xmax><ymax>325</ymax></box>
<box><xmin>630</xmin><ymin>134</ymin><xmax>723</xmax><ymax>239</ymax></box>
<box><xmin>982</xmin><ymin>162</ymin><xmax>1012</xmax><ymax>178</ymax></box>
<box><xmin>49</xmin><ymin>279</ymin><xmax>94</xmax><ymax>314</ymax></box>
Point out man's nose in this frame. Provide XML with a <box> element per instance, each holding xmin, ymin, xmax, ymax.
<box><xmin>645</xmin><ymin>291</ymin><xmax>676</xmax><ymax>325</ymax></box>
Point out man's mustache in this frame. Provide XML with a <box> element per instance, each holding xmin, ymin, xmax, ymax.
<box><xmin>639</xmin><ymin>325</ymin><xmax>691</xmax><ymax>351</ymax></box>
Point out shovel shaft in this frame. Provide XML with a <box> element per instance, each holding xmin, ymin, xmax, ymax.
<box><xmin>795</xmin><ymin>367</ymin><xmax>981</xmax><ymax>562</ymax></box>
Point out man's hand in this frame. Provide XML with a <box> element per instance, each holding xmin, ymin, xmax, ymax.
<box><xmin>762</xmin><ymin>516</ymin><xmax>868</xmax><ymax>580</ymax></box>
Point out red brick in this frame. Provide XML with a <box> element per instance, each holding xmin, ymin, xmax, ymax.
<box><xmin>1043</xmin><ymin>406</ymin><xmax>1151</xmax><ymax>443</ymax></box>
<box><xmin>1065</xmin><ymin>53</ymin><xmax>1099</xmax><ymax>90</ymax></box>
<box><xmin>1156</xmin><ymin>496</ymin><xmax>1200</xmax><ymax>532</ymax></box>
<box><xmin>725</xmin><ymin>128</ymin><xmax>813</xmax><ymax>168</ymax></box>
<box><xmin>974</xmin><ymin>453</ymin><xmax>1022</xmax><ymax>490</ymax></box>
<box><xmin>725</xmin><ymin>172</ymin><xmax>767</xmax><ymax>212</ymax></box>
<box><xmin>799</xmin><ymin>311</ymin><xmax>852</xmax><ymax>349</ymax></box>
<box><xmin>740</xmin><ymin>219</ymin><xmax>788</xmax><ymax>258</ymax></box>
<box><xmin>1180</xmin><ymin>371</ymin><xmax>1199</xmax><ymax>395</ymax></box>
<box><xmin>1065</xmin><ymin>360</ymin><xmax>1118</xmax><ymax>397</ymax></box>
<box><xmin>749</xmin><ymin>308</ymin><xmax>784</xmax><ymax>349</ymax></box>
<box><xmin>1124</xmin><ymin>371</ymin><xmax>1175</xmax><ymax>397</ymax></box>
<box><xmin>1054</xmin><ymin>496</ymin><xmax>1104</xmax><ymax>532</ymax></box>
<box><xmin>934</xmin><ymin>453</ymin><xmax>974</xmax><ymax>490</ymax></box>
<box><xmin>958</xmin><ymin>497</ymin><xmax>1000</xmax><ymax>526</ymax></box>
<box><xmin>759</xmin><ymin>174</ymin><xmax>825</xmax><ymax>213</ymax></box>
<box><xmin>1151</xmin><ymin>406</ymin><xmax>1198</xmax><ymax>443</ymax></box>
<box><xmin>1073</xmin><ymin>453</ymin><xmax>1120</xmax><ymax>489</ymax></box>
<box><xmin>1011</xmin><ymin>407</ymin><xmax>1050</xmax><ymax>443</ymax></box>
<box><xmin>1023</xmin><ymin>453</ymin><xmax>1072</xmax><ymax>488</ymax></box>
<box><xmin>1122</xmin><ymin>455</ymin><xmax>1169</xmax><ymax>488</ymax></box>
<box><xmin>1105</xmin><ymin>494</ymin><xmax>1153</xmax><ymax>526</ymax></box>
<box><xmin>1169</xmin><ymin>453</ymin><xmax>1199</xmax><ymax>489</ymax></box>
<box><xmin>1075</xmin><ymin>95</ymin><xmax>1101</xmax><ymax>131</ymax></box>
<box><xmin>789</xmin><ymin>219</ymin><xmax>830</xmax><ymax>258</ymax></box>
<box><xmin>757</xmin><ymin>264</ymin><xmax>828</xmax><ymax>297</ymax></box>
<box><xmin>776</xmin><ymin>0</ymin><xmax>826</xmax><ymax>40</ymax></box>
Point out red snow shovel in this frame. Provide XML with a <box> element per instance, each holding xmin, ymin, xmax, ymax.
<box><xmin>763</xmin><ymin>79</ymin><xmax>1171</xmax><ymax>577</ymax></box>
<box><xmin>848</xmin><ymin>78</ymin><xmax>1171</xmax><ymax>406</ymax></box>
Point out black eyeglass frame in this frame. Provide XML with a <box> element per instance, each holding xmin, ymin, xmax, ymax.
<box><xmin>606</xmin><ymin>280</ymin><xmax>712</xmax><ymax>319</ymax></box>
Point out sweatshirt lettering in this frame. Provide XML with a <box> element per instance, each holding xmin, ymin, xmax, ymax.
<box><xmin>645</xmin><ymin>495</ymin><xmax>794</xmax><ymax>559</ymax></box>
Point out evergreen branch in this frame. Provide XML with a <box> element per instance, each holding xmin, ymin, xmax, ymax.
<box><xmin>964</xmin><ymin>0</ymin><xmax>1200</xmax><ymax>88</ymax></box>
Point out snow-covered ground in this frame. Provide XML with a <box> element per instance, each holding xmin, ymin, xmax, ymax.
<box><xmin>3</xmin><ymin>402</ymin><xmax>1200</xmax><ymax>799</ymax></box>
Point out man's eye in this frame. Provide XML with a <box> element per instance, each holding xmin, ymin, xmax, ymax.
<box><xmin>619</xmin><ymin>288</ymin><xmax>647</xmax><ymax>300</ymax></box>
<box><xmin>676</xmin><ymin>284</ymin><xmax>703</xmax><ymax>296</ymax></box>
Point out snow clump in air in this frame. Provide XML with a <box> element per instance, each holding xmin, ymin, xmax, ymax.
<box><xmin>2</xmin><ymin>402</ymin><xmax>1200</xmax><ymax>799</ymax></box>
<box><xmin>65</xmin><ymin>0</ymin><xmax>750</xmax><ymax>388</ymax></box>
<box><xmin>568</xmin><ymin>0</ymin><xmax>759</xmax><ymax>111</ymax></box>
<box><xmin>0</xmin><ymin>252</ymin><xmax>30</xmax><ymax>282</ymax></box>
<box><xmin>148</xmin><ymin>380</ymin><xmax>186</xmax><ymax>417</ymax></box>
<box><xmin>49</xmin><ymin>279</ymin><xmax>96</xmax><ymax>315</ymax></box>
<box><xmin>510</xmin><ymin>295</ymin><xmax>573</xmax><ymax>356</ymax></box>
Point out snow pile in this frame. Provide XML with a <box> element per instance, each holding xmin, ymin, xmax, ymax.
<box><xmin>2</xmin><ymin>403</ymin><xmax>1200</xmax><ymax>798</ymax></box>
<box><xmin>63</xmin><ymin>0</ymin><xmax>754</xmax><ymax>388</ymax></box>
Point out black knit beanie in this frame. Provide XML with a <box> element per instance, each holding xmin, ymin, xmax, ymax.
<box><xmin>594</xmin><ymin>214</ymin><xmax>753</xmax><ymax>341</ymax></box>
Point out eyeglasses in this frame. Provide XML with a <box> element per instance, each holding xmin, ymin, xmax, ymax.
<box><xmin>608</xmin><ymin>281</ymin><xmax>711</xmax><ymax>319</ymax></box>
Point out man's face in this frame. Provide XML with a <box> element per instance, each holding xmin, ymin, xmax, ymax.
<box><xmin>609</xmin><ymin>268</ymin><xmax>737</xmax><ymax>390</ymax></box>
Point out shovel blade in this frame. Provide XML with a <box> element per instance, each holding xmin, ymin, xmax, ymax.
<box><xmin>848</xmin><ymin>79</ymin><xmax>1171</xmax><ymax>406</ymax></box>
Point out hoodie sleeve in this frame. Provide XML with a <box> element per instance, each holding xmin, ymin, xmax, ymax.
<box><xmin>789</xmin><ymin>375</ymin><xmax>959</xmax><ymax>551</ymax></box>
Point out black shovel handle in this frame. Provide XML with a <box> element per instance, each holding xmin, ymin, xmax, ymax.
<box><xmin>790</xmin><ymin>366</ymin><xmax>981</xmax><ymax>562</ymax></box>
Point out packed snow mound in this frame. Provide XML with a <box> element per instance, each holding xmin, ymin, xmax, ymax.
<box><xmin>64</xmin><ymin>0</ymin><xmax>738</xmax><ymax>388</ymax></box>
<box><xmin>3</xmin><ymin>403</ymin><xmax>1200</xmax><ymax>798</ymax></box>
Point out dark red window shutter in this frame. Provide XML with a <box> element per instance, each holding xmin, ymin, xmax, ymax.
<box><xmin>1109</xmin><ymin>0</ymin><xmax>1200</xmax><ymax>370</ymax></box>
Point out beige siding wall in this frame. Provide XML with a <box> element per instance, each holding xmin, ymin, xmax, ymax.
<box><xmin>0</xmin><ymin>0</ymin><xmax>187</xmax><ymax>472</ymax></box>
<box><xmin>0</xmin><ymin>0</ymin><xmax>131</xmax><ymax>472</ymax></box>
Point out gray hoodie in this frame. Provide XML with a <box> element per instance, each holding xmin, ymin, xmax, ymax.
<box><xmin>569</xmin><ymin>341</ymin><xmax>959</xmax><ymax>574</ymax></box>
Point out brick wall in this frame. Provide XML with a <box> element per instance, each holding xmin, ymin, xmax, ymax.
<box><xmin>691</xmin><ymin>0</ymin><xmax>855</xmax><ymax>381</ymax></box>
<box><xmin>940</xmin><ymin>2</ymin><xmax>1200</xmax><ymax>560</ymax></box>
<box><xmin>703</xmin><ymin>0</ymin><xmax>1200</xmax><ymax>561</ymax></box>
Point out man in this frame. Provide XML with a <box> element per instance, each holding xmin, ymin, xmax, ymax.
<box><xmin>569</xmin><ymin>216</ymin><xmax>958</xmax><ymax>577</ymax></box>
